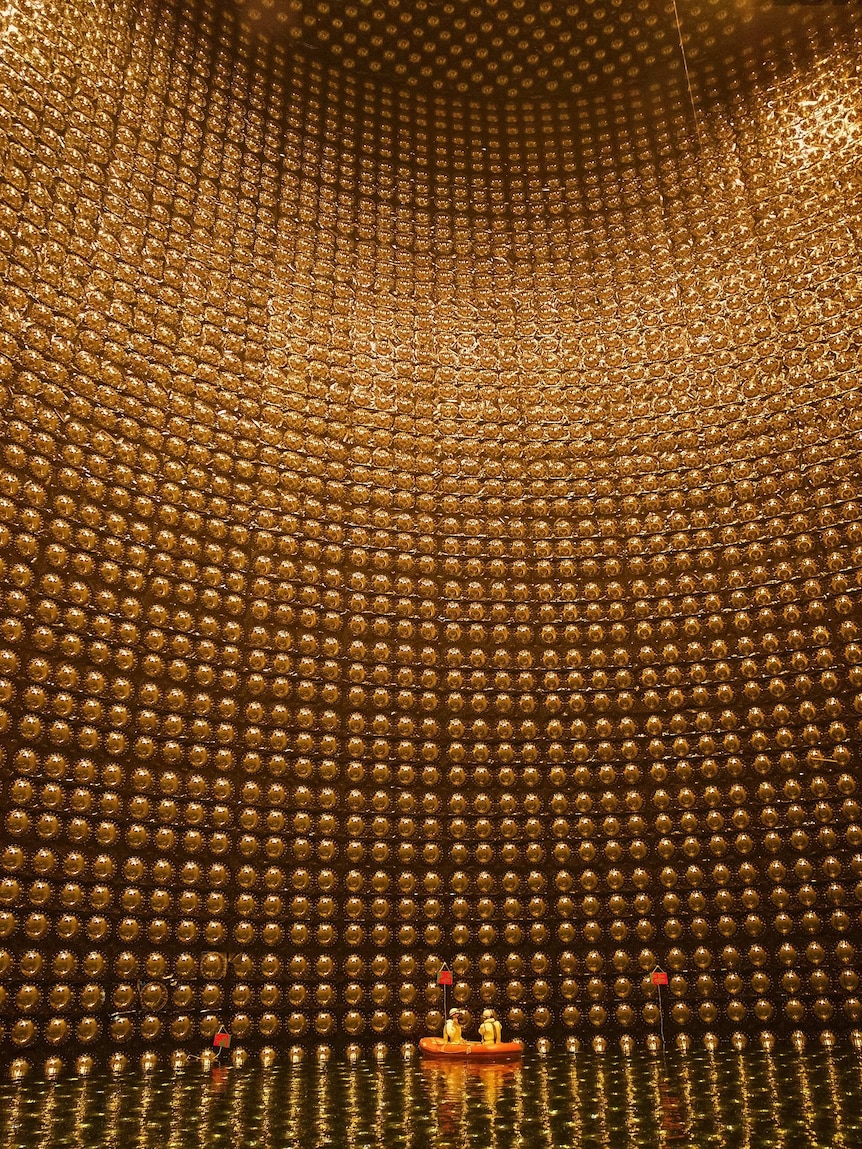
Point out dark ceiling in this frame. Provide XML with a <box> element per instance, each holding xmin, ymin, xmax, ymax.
<box><xmin>225</xmin><ymin>0</ymin><xmax>792</xmax><ymax>98</ymax></box>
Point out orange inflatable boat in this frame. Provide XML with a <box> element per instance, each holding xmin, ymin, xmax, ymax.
<box><xmin>419</xmin><ymin>1036</ymin><xmax>524</xmax><ymax>1061</ymax></box>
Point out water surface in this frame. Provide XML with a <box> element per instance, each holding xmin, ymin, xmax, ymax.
<box><xmin>1</xmin><ymin>1048</ymin><xmax>860</xmax><ymax>1148</ymax></box>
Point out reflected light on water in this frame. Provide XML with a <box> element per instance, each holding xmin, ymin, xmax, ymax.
<box><xmin>648</xmin><ymin>1055</ymin><xmax>691</xmax><ymax>1145</ymax></box>
<box><xmin>345</xmin><ymin>1063</ymin><xmax>361</xmax><ymax>1149</ymax></box>
<box><xmin>166</xmin><ymin>1070</ymin><xmax>187</xmax><ymax>1149</ymax></box>
<box><xmin>793</xmin><ymin>1055</ymin><xmax>818</xmax><ymax>1148</ymax></box>
<box><xmin>1</xmin><ymin>1050</ymin><xmax>862</xmax><ymax>1148</ymax></box>
<box><xmin>705</xmin><ymin>1051</ymin><xmax>723</xmax><ymax>1141</ymax></box>
<box><xmin>737</xmin><ymin>1055</ymin><xmax>752</xmax><ymax>1149</ymax></box>
<box><xmin>399</xmin><ymin>1065</ymin><xmax>415</xmax><ymax>1149</ymax></box>
<box><xmin>567</xmin><ymin>1058</ymin><xmax>585</xmax><ymax>1145</ymax></box>
<box><xmin>825</xmin><ymin>1056</ymin><xmax>848</xmax><ymax>1149</ymax></box>
<box><xmin>70</xmin><ymin>1080</ymin><xmax>90</xmax><ymax>1149</ymax></box>
<box><xmin>592</xmin><ymin>1060</ymin><xmax>611</xmax><ymax>1147</ymax></box>
<box><xmin>105</xmin><ymin>1080</ymin><xmax>123</xmax><ymax>1149</ymax></box>
<box><xmin>257</xmin><ymin>1072</ymin><xmax>274</xmax><ymax>1149</ymax></box>
<box><xmin>286</xmin><ymin>1063</ymin><xmax>303</xmax><ymax>1145</ymax></box>
<box><xmin>372</xmin><ymin>1068</ymin><xmax>388</xmax><ymax>1149</ymax></box>
<box><xmin>315</xmin><ymin>1065</ymin><xmax>333</xmax><ymax>1148</ymax></box>
<box><xmin>763</xmin><ymin>1057</ymin><xmax>786</xmax><ymax>1149</ymax></box>
<box><xmin>535</xmin><ymin>1060</ymin><xmax>553</xmax><ymax>1149</ymax></box>
<box><xmin>134</xmin><ymin>1082</ymin><xmax>155</xmax><ymax>1149</ymax></box>
<box><xmin>622</xmin><ymin>1056</ymin><xmax>638</xmax><ymax>1139</ymax></box>
<box><xmin>421</xmin><ymin>1060</ymin><xmax>522</xmax><ymax>1147</ymax></box>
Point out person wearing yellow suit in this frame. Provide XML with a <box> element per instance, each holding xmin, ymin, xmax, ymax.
<box><xmin>443</xmin><ymin>1008</ymin><xmax>466</xmax><ymax>1044</ymax></box>
<box><xmin>478</xmin><ymin>1008</ymin><xmax>502</xmax><ymax>1045</ymax></box>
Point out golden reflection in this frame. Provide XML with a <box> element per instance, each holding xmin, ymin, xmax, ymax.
<box><xmin>257</xmin><ymin>1072</ymin><xmax>275</xmax><ymax>1149</ymax></box>
<box><xmin>133</xmin><ymin>1081</ymin><xmax>155</xmax><ymax>1149</ymax></box>
<box><xmin>675</xmin><ymin>1060</ymin><xmax>695</xmax><ymax>1142</ymax></box>
<box><xmin>1</xmin><ymin>1050</ymin><xmax>862</xmax><ymax>1146</ymax></box>
<box><xmin>534</xmin><ymin>1060</ymin><xmax>554</xmax><ymax>1149</ymax></box>
<box><xmin>285</xmin><ymin>1068</ymin><xmax>304</xmax><ymax>1145</ymax></box>
<box><xmin>0</xmin><ymin>1086</ymin><xmax>23</xmax><ymax>1149</ymax></box>
<box><xmin>762</xmin><ymin>1056</ymin><xmax>787</xmax><ymax>1149</ymax></box>
<box><xmin>316</xmin><ymin>1067</ymin><xmax>333</xmax><ymax>1149</ymax></box>
<box><xmin>704</xmin><ymin>1053</ymin><xmax>722</xmax><ymax>1142</ymax></box>
<box><xmin>851</xmin><ymin>1056</ymin><xmax>862</xmax><ymax>1147</ymax></box>
<box><xmin>621</xmin><ymin>1057</ymin><xmax>639</xmax><ymax>1140</ymax></box>
<box><xmin>648</xmin><ymin>1057</ymin><xmax>690</xmax><ymax>1146</ymax></box>
<box><xmin>825</xmin><ymin>1055</ymin><xmax>847</xmax><ymax>1149</ymax></box>
<box><xmin>39</xmin><ymin>1085</ymin><xmax>59</xmax><ymax>1149</ymax></box>
<box><xmin>434</xmin><ymin>1061</ymin><xmax>468</xmax><ymax>1144</ymax></box>
<box><xmin>780</xmin><ymin>76</ymin><xmax>860</xmax><ymax>166</ymax></box>
<box><xmin>565</xmin><ymin>1059</ymin><xmax>585</xmax><ymax>1146</ymax></box>
<box><xmin>420</xmin><ymin>1060</ymin><xmax>520</xmax><ymax>1146</ymax></box>
<box><xmin>372</xmin><ymin>1068</ymin><xmax>388</xmax><ymax>1149</ymax></box>
<box><xmin>512</xmin><ymin>1061</ymin><xmax>525</xmax><ymax>1149</ymax></box>
<box><xmin>593</xmin><ymin>1062</ymin><xmax>611</xmax><ymax>1149</ymax></box>
<box><xmin>230</xmin><ymin>1072</ymin><xmax>253</xmax><ymax>1149</ymax></box>
<box><xmin>345</xmin><ymin>1066</ymin><xmax>361</xmax><ymax>1149</ymax></box>
<box><xmin>400</xmin><ymin>1065</ymin><xmax>417</xmax><ymax>1149</ymax></box>
<box><xmin>420</xmin><ymin>1060</ymin><xmax>445</xmax><ymax>1143</ymax></box>
<box><xmin>103</xmin><ymin>1082</ymin><xmax>123</xmax><ymax>1149</ymax></box>
<box><xmin>68</xmin><ymin>1079</ymin><xmax>92</xmax><ymax>1149</ymax></box>
<box><xmin>735</xmin><ymin>1055</ymin><xmax>752</xmax><ymax>1149</ymax></box>
<box><xmin>166</xmin><ymin>1073</ymin><xmax>191</xmax><ymax>1149</ymax></box>
<box><xmin>487</xmin><ymin>1069</ymin><xmax>501</xmax><ymax>1149</ymax></box>
<box><xmin>476</xmin><ymin>1063</ymin><xmax>518</xmax><ymax>1114</ymax></box>
<box><xmin>793</xmin><ymin>1054</ymin><xmax>819</xmax><ymax>1146</ymax></box>
<box><xmin>199</xmin><ymin>1068</ymin><xmax>215</xmax><ymax>1144</ymax></box>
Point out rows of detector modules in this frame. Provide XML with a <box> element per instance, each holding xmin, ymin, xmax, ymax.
<box><xmin>5</xmin><ymin>1</ymin><xmax>859</xmax><ymax>390</ymax></box>
<box><xmin>233</xmin><ymin>0</ymin><xmax>766</xmax><ymax>98</ymax></box>
<box><xmin>2</xmin><ymin>0</ymin><xmax>862</xmax><ymax>1066</ymax></box>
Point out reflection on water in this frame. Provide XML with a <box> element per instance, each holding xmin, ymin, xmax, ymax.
<box><xmin>1</xmin><ymin>1049</ymin><xmax>861</xmax><ymax>1148</ymax></box>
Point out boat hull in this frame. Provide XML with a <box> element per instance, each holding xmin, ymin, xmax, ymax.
<box><xmin>419</xmin><ymin>1036</ymin><xmax>524</xmax><ymax>1061</ymax></box>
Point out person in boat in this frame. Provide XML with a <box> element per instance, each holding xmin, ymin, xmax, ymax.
<box><xmin>443</xmin><ymin>1008</ymin><xmax>467</xmax><ymax>1044</ymax></box>
<box><xmin>478</xmin><ymin>1009</ymin><xmax>502</xmax><ymax>1046</ymax></box>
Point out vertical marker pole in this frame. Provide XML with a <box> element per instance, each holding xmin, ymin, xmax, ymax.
<box><xmin>652</xmin><ymin>967</ymin><xmax>668</xmax><ymax>1053</ymax></box>
<box><xmin>437</xmin><ymin>962</ymin><xmax>453</xmax><ymax>1035</ymax></box>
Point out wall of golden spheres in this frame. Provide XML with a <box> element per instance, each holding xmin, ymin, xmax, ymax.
<box><xmin>1</xmin><ymin>0</ymin><xmax>862</xmax><ymax>1067</ymax></box>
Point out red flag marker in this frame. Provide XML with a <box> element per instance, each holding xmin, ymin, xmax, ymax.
<box><xmin>436</xmin><ymin>962</ymin><xmax>453</xmax><ymax>1024</ymax></box>
<box><xmin>652</xmin><ymin>971</ymin><xmax>669</xmax><ymax>986</ymax></box>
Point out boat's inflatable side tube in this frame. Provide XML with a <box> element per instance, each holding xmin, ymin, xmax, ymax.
<box><xmin>419</xmin><ymin>1036</ymin><xmax>524</xmax><ymax>1060</ymax></box>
